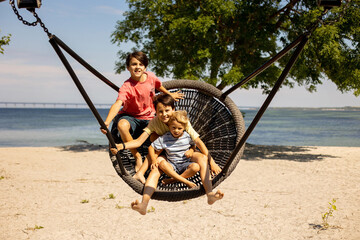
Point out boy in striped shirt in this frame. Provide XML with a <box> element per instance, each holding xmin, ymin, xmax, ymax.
<box><xmin>131</xmin><ymin>110</ymin><xmax>224</xmax><ymax>215</ymax></box>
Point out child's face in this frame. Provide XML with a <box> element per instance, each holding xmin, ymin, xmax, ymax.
<box><xmin>127</xmin><ymin>57</ymin><xmax>146</xmax><ymax>81</ymax></box>
<box><xmin>169</xmin><ymin>120</ymin><xmax>185</xmax><ymax>138</ymax></box>
<box><xmin>156</xmin><ymin>103</ymin><xmax>174</xmax><ymax>124</ymax></box>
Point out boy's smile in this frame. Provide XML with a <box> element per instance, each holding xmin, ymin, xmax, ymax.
<box><xmin>169</xmin><ymin>121</ymin><xmax>185</xmax><ymax>138</ymax></box>
<box><xmin>156</xmin><ymin>103</ymin><xmax>174</xmax><ymax>124</ymax></box>
<box><xmin>127</xmin><ymin>57</ymin><xmax>146</xmax><ymax>81</ymax></box>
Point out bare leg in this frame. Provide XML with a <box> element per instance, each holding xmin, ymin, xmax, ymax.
<box><xmin>132</xmin><ymin>133</ymin><xmax>160</xmax><ymax>182</ymax></box>
<box><xmin>162</xmin><ymin>163</ymin><xmax>200</xmax><ymax>185</ymax></box>
<box><xmin>159</xmin><ymin>161</ymin><xmax>196</xmax><ymax>188</ymax></box>
<box><xmin>133</xmin><ymin>155</ymin><xmax>149</xmax><ymax>184</ymax></box>
<box><xmin>117</xmin><ymin>119</ymin><xmax>142</xmax><ymax>172</ymax></box>
<box><xmin>208</xmin><ymin>153</ymin><xmax>222</xmax><ymax>176</ymax></box>
<box><xmin>191</xmin><ymin>152</ymin><xmax>224</xmax><ymax>204</ymax></box>
<box><xmin>131</xmin><ymin>167</ymin><xmax>161</xmax><ymax>215</ymax></box>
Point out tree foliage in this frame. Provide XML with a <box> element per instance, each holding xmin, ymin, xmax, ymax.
<box><xmin>111</xmin><ymin>0</ymin><xmax>360</xmax><ymax>95</ymax></box>
<box><xmin>0</xmin><ymin>29</ymin><xmax>11</xmax><ymax>54</ymax></box>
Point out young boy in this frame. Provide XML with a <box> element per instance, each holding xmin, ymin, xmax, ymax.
<box><xmin>110</xmin><ymin>94</ymin><xmax>221</xmax><ymax>183</ymax></box>
<box><xmin>131</xmin><ymin>111</ymin><xmax>224</xmax><ymax>215</ymax></box>
<box><xmin>101</xmin><ymin>52</ymin><xmax>183</xmax><ymax>171</ymax></box>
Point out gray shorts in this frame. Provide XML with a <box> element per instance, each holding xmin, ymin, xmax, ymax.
<box><xmin>111</xmin><ymin>113</ymin><xmax>149</xmax><ymax>143</ymax></box>
<box><xmin>169</xmin><ymin>161</ymin><xmax>192</xmax><ymax>174</ymax></box>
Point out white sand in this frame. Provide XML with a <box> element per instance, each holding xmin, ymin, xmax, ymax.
<box><xmin>0</xmin><ymin>145</ymin><xmax>359</xmax><ymax>240</ymax></box>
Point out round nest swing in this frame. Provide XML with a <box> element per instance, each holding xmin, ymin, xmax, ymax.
<box><xmin>109</xmin><ymin>80</ymin><xmax>246</xmax><ymax>202</ymax></box>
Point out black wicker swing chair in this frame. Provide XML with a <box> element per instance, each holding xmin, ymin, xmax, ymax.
<box><xmin>110</xmin><ymin>80</ymin><xmax>245</xmax><ymax>201</ymax></box>
<box><xmin>8</xmin><ymin>0</ymin><xmax>341</xmax><ymax>202</ymax></box>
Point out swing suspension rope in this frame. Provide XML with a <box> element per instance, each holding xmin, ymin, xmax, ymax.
<box><xmin>8</xmin><ymin>1</ymin><xmax>332</xmax><ymax>201</ymax></box>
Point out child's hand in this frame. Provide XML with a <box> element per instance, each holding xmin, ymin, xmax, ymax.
<box><xmin>100</xmin><ymin>122</ymin><xmax>110</xmax><ymax>134</ymax></box>
<box><xmin>170</xmin><ymin>90</ymin><xmax>184</xmax><ymax>101</ymax></box>
<box><xmin>110</xmin><ymin>147</ymin><xmax>118</xmax><ymax>155</ymax></box>
<box><xmin>151</xmin><ymin>160</ymin><xmax>160</xmax><ymax>170</ymax></box>
<box><xmin>184</xmin><ymin>148</ymin><xmax>194</xmax><ymax>158</ymax></box>
<box><xmin>110</xmin><ymin>143</ymin><xmax>123</xmax><ymax>155</ymax></box>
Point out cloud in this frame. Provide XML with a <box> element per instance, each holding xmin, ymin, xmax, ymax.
<box><xmin>0</xmin><ymin>57</ymin><xmax>120</xmax><ymax>81</ymax></box>
<box><xmin>0</xmin><ymin>56</ymin><xmax>126</xmax><ymax>103</ymax></box>
<box><xmin>96</xmin><ymin>6</ymin><xmax>125</xmax><ymax>16</ymax></box>
<box><xmin>0</xmin><ymin>60</ymin><xmax>67</xmax><ymax>79</ymax></box>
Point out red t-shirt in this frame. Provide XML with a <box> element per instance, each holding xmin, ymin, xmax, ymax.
<box><xmin>117</xmin><ymin>72</ymin><xmax>161</xmax><ymax>120</ymax></box>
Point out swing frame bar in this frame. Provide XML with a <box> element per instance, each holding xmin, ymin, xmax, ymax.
<box><xmin>48</xmin><ymin>35</ymin><xmax>128</xmax><ymax>176</ymax></box>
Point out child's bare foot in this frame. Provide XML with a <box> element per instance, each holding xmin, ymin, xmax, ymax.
<box><xmin>131</xmin><ymin>199</ymin><xmax>147</xmax><ymax>215</ymax></box>
<box><xmin>161</xmin><ymin>178</ymin><xmax>175</xmax><ymax>185</ymax></box>
<box><xmin>210</xmin><ymin>161</ymin><xmax>222</xmax><ymax>176</ymax></box>
<box><xmin>207</xmin><ymin>190</ymin><xmax>224</xmax><ymax>205</ymax></box>
<box><xmin>185</xmin><ymin>180</ymin><xmax>196</xmax><ymax>188</ymax></box>
<box><xmin>133</xmin><ymin>172</ymin><xmax>145</xmax><ymax>184</ymax></box>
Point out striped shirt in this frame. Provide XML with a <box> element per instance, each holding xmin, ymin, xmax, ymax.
<box><xmin>151</xmin><ymin>131</ymin><xmax>194</xmax><ymax>164</ymax></box>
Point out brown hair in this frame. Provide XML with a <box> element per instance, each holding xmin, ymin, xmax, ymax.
<box><xmin>154</xmin><ymin>94</ymin><xmax>175</xmax><ymax>110</ymax></box>
<box><xmin>168</xmin><ymin>110</ymin><xmax>188</xmax><ymax>127</ymax></box>
<box><xmin>126</xmin><ymin>51</ymin><xmax>149</xmax><ymax>68</ymax></box>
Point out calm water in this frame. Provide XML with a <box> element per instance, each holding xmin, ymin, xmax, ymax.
<box><xmin>242</xmin><ymin>107</ymin><xmax>360</xmax><ymax>147</ymax></box>
<box><xmin>0</xmin><ymin>107</ymin><xmax>359</xmax><ymax>147</ymax></box>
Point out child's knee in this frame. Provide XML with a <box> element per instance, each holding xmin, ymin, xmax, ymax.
<box><xmin>189</xmin><ymin>163</ymin><xmax>200</xmax><ymax>172</ymax></box>
<box><xmin>117</xmin><ymin>119</ymin><xmax>130</xmax><ymax>131</ymax></box>
<box><xmin>158</xmin><ymin>160</ymin><xmax>168</xmax><ymax>169</ymax></box>
<box><xmin>197</xmin><ymin>154</ymin><xmax>207</xmax><ymax>164</ymax></box>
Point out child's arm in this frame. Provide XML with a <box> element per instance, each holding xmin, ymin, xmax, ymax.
<box><xmin>110</xmin><ymin>131</ymin><xmax>150</xmax><ymax>155</ymax></box>
<box><xmin>148</xmin><ymin>145</ymin><xmax>163</xmax><ymax>169</ymax></box>
<box><xmin>194</xmin><ymin>137</ymin><xmax>208</xmax><ymax>156</ymax></box>
<box><xmin>157</xmin><ymin>85</ymin><xmax>184</xmax><ymax>101</ymax></box>
<box><xmin>184</xmin><ymin>145</ymin><xmax>196</xmax><ymax>158</ymax></box>
<box><xmin>122</xmin><ymin>132</ymin><xmax>149</xmax><ymax>149</ymax></box>
<box><xmin>101</xmin><ymin>99</ymin><xmax>123</xmax><ymax>134</ymax></box>
<box><xmin>194</xmin><ymin>137</ymin><xmax>222</xmax><ymax>176</ymax></box>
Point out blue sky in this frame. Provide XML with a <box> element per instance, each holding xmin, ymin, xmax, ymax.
<box><xmin>1</xmin><ymin>0</ymin><xmax>359</xmax><ymax>108</ymax></box>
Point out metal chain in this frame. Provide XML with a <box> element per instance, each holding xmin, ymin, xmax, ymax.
<box><xmin>32</xmin><ymin>10</ymin><xmax>51</xmax><ymax>36</ymax></box>
<box><xmin>9</xmin><ymin>0</ymin><xmax>52</xmax><ymax>37</ymax></box>
<box><xmin>9</xmin><ymin>0</ymin><xmax>37</xmax><ymax>26</ymax></box>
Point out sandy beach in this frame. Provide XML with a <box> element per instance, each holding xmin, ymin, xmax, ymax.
<box><xmin>0</xmin><ymin>144</ymin><xmax>359</xmax><ymax>240</ymax></box>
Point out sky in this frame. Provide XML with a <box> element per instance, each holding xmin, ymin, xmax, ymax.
<box><xmin>0</xmin><ymin>0</ymin><xmax>359</xmax><ymax>108</ymax></box>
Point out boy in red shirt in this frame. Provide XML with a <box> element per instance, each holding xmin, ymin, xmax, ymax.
<box><xmin>101</xmin><ymin>51</ymin><xmax>183</xmax><ymax>171</ymax></box>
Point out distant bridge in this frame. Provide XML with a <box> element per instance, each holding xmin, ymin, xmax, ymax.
<box><xmin>0</xmin><ymin>102</ymin><xmax>112</xmax><ymax>109</ymax></box>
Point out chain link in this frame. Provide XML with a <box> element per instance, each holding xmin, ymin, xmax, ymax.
<box><xmin>9</xmin><ymin>0</ymin><xmax>52</xmax><ymax>37</ymax></box>
<box><xmin>32</xmin><ymin>10</ymin><xmax>51</xmax><ymax>36</ymax></box>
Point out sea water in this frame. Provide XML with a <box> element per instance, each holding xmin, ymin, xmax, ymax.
<box><xmin>0</xmin><ymin>107</ymin><xmax>359</xmax><ymax>147</ymax></box>
<box><xmin>242</xmin><ymin>107</ymin><xmax>360</xmax><ymax>147</ymax></box>
<box><xmin>0</xmin><ymin>108</ymin><xmax>109</xmax><ymax>147</ymax></box>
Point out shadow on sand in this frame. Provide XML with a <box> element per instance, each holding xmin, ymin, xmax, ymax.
<box><xmin>58</xmin><ymin>141</ymin><xmax>336</xmax><ymax>163</ymax></box>
<box><xmin>242</xmin><ymin>143</ymin><xmax>336</xmax><ymax>162</ymax></box>
<box><xmin>58</xmin><ymin>140</ymin><xmax>108</xmax><ymax>152</ymax></box>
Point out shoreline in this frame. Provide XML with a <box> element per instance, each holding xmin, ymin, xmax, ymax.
<box><xmin>1</xmin><ymin>145</ymin><xmax>359</xmax><ymax>240</ymax></box>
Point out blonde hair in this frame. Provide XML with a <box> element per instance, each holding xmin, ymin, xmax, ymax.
<box><xmin>168</xmin><ymin>110</ymin><xmax>188</xmax><ymax>127</ymax></box>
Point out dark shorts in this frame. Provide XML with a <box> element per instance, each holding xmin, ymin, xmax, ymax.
<box><xmin>169</xmin><ymin>161</ymin><xmax>192</xmax><ymax>174</ymax></box>
<box><xmin>111</xmin><ymin>114</ymin><xmax>150</xmax><ymax>143</ymax></box>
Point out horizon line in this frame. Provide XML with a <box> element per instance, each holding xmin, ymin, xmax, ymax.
<box><xmin>0</xmin><ymin>102</ymin><xmax>359</xmax><ymax>110</ymax></box>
